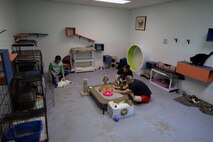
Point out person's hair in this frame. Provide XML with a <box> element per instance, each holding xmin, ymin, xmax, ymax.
<box><xmin>126</xmin><ymin>75</ymin><xmax>133</xmax><ymax>83</ymax></box>
<box><xmin>55</xmin><ymin>55</ymin><xmax>61</xmax><ymax>61</ymax></box>
<box><xmin>124</xmin><ymin>64</ymin><xmax>130</xmax><ymax>70</ymax></box>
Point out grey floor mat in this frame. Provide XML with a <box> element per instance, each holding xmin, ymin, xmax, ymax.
<box><xmin>174</xmin><ymin>95</ymin><xmax>198</xmax><ymax>107</ymax></box>
<box><xmin>174</xmin><ymin>95</ymin><xmax>213</xmax><ymax>116</ymax></box>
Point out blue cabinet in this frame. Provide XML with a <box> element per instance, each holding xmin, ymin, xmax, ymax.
<box><xmin>0</xmin><ymin>49</ymin><xmax>13</xmax><ymax>85</ymax></box>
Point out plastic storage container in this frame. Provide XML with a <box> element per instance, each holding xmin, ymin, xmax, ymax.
<box><xmin>6</xmin><ymin>120</ymin><xmax>43</xmax><ymax>142</ymax></box>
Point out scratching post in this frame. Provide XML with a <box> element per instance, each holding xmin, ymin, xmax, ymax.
<box><xmin>83</xmin><ymin>79</ymin><xmax>88</xmax><ymax>92</ymax></box>
<box><xmin>80</xmin><ymin>79</ymin><xmax>89</xmax><ymax>96</ymax></box>
<box><xmin>103</xmin><ymin>75</ymin><xmax>109</xmax><ymax>85</ymax></box>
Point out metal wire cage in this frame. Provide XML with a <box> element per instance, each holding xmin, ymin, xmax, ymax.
<box><xmin>13</xmin><ymin>50</ymin><xmax>43</xmax><ymax>75</ymax></box>
<box><xmin>1</xmin><ymin>48</ymin><xmax>48</xmax><ymax>142</ymax></box>
<box><xmin>0</xmin><ymin>80</ymin><xmax>47</xmax><ymax>142</ymax></box>
<box><xmin>0</xmin><ymin>85</ymin><xmax>13</xmax><ymax>141</ymax></box>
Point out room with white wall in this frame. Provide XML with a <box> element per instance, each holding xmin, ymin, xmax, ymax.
<box><xmin>129</xmin><ymin>0</ymin><xmax>213</xmax><ymax>104</ymax></box>
<box><xmin>16</xmin><ymin>0</ymin><xmax>131</xmax><ymax>72</ymax></box>
<box><xmin>0</xmin><ymin>0</ymin><xmax>17</xmax><ymax>52</ymax></box>
<box><xmin>0</xmin><ymin>0</ymin><xmax>213</xmax><ymax>104</ymax></box>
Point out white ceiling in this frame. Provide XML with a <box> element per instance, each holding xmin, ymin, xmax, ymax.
<box><xmin>46</xmin><ymin>0</ymin><xmax>177</xmax><ymax>9</ymax></box>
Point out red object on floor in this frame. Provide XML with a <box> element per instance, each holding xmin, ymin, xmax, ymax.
<box><xmin>103</xmin><ymin>91</ymin><xmax>113</xmax><ymax>96</ymax></box>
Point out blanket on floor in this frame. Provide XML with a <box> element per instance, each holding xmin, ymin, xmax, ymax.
<box><xmin>174</xmin><ymin>95</ymin><xmax>213</xmax><ymax>116</ymax></box>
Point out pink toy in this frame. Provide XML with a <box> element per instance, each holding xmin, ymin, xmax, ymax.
<box><xmin>103</xmin><ymin>91</ymin><xmax>113</xmax><ymax>96</ymax></box>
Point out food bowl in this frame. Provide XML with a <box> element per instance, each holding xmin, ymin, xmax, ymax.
<box><xmin>103</xmin><ymin>91</ymin><xmax>113</xmax><ymax>96</ymax></box>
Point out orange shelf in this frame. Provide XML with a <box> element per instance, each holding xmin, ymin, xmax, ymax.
<box><xmin>0</xmin><ymin>53</ymin><xmax>18</xmax><ymax>62</ymax></box>
<box><xmin>0</xmin><ymin>53</ymin><xmax>17</xmax><ymax>84</ymax></box>
<box><xmin>176</xmin><ymin>61</ymin><xmax>213</xmax><ymax>83</ymax></box>
<box><xmin>14</xmin><ymin>33</ymin><xmax>29</xmax><ymax>38</ymax></box>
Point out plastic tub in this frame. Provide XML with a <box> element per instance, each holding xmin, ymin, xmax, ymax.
<box><xmin>6</xmin><ymin>120</ymin><xmax>43</xmax><ymax>142</ymax></box>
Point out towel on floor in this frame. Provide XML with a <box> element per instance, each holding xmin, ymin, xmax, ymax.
<box><xmin>57</xmin><ymin>80</ymin><xmax>72</xmax><ymax>88</ymax></box>
<box><xmin>174</xmin><ymin>95</ymin><xmax>213</xmax><ymax>116</ymax></box>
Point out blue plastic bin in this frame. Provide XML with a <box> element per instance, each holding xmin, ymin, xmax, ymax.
<box><xmin>6</xmin><ymin>120</ymin><xmax>43</xmax><ymax>142</ymax></box>
<box><xmin>103</xmin><ymin>55</ymin><xmax>112</xmax><ymax>64</ymax></box>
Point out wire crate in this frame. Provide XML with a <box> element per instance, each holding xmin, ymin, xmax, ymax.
<box><xmin>0</xmin><ymin>85</ymin><xmax>13</xmax><ymax>142</ymax></box>
<box><xmin>0</xmin><ymin>80</ymin><xmax>44</xmax><ymax>119</ymax></box>
<box><xmin>0</xmin><ymin>48</ymin><xmax>49</xmax><ymax>142</ymax></box>
<box><xmin>13</xmin><ymin>50</ymin><xmax>43</xmax><ymax>74</ymax></box>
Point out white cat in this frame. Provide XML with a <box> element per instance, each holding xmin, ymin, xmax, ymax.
<box><xmin>57</xmin><ymin>80</ymin><xmax>72</xmax><ymax>88</ymax></box>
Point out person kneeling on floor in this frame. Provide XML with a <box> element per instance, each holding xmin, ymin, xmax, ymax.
<box><xmin>116</xmin><ymin>64</ymin><xmax>133</xmax><ymax>81</ymax></box>
<box><xmin>49</xmin><ymin>55</ymin><xmax>69</xmax><ymax>87</ymax></box>
<box><xmin>114</xmin><ymin>64</ymin><xmax>133</xmax><ymax>90</ymax></box>
<box><xmin>114</xmin><ymin>75</ymin><xmax>152</xmax><ymax>104</ymax></box>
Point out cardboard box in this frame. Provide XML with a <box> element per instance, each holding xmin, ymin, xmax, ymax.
<box><xmin>107</xmin><ymin>99</ymin><xmax>134</xmax><ymax>119</ymax></box>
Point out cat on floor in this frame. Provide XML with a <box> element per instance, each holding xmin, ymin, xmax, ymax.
<box><xmin>190</xmin><ymin>51</ymin><xmax>213</xmax><ymax>66</ymax></box>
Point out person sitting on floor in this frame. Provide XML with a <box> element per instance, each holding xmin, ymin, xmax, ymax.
<box><xmin>113</xmin><ymin>75</ymin><xmax>152</xmax><ymax>104</ymax></box>
<box><xmin>49</xmin><ymin>55</ymin><xmax>69</xmax><ymax>87</ymax></box>
<box><xmin>114</xmin><ymin>64</ymin><xmax>133</xmax><ymax>90</ymax></box>
<box><xmin>116</xmin><ymin>64</ymin><xmax>133</xmax><ymax>80</ymax></box>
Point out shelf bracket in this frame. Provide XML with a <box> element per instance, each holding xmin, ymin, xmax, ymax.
<box><xmin>0</xmin><ymin>29</ymin><xmax>6</xmax><ymax>34</ymax></box>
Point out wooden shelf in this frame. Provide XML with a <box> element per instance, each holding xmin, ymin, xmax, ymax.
<box><xmin>14</xmin><ymin>33</ymin><xmax>48</xmax><ymax>41</ymax></box>
<box><xmin>75</xmin><ymin>33</ymin><xmax>95</xmax><ymax>42</ymax></box>
<box><xmin>65</xmin><ymin>27</ymin><xmax>95</xmax><ymax>42</ymax></box>
<box><xmin>176</xmin><ymin>61</ymin><xmax>213</xmax><ymax>83</ymax></box>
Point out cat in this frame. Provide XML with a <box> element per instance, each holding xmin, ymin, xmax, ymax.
<box><xmin>190</xmin><ymin>51</ymin><xmax>213</xmax><ymax>66</ymax></box>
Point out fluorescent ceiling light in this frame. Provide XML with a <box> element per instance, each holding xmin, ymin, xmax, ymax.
<box><xmin>94</xmin><ymin>0</ymin><xmax>130</xmax><ymax>4</ymax></box>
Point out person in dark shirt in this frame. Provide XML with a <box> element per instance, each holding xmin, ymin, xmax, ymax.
<box><xmin>116</xmin><ymin>64</ymin><xmax>133</xmax><ymax>80</ymax></box>
<box><xmin>114</xmin><ymin>65</ymin><xmax>133</xmax><ymax>90</ymax></box>
<box><xmin>114</xmin><ymin>75</ymin><xmax>152</xmax><ymax>103</ymax></box>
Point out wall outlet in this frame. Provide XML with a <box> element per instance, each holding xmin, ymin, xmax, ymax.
<box><xmin>163</xmin><ymin>39</ymin><xmax>168</xmax><ymax>44</ymax></box>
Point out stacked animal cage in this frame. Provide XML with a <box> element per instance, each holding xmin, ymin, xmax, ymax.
<box><xmin>0</xmin><ymin>85</ymin><xmax>13</xmax><ymax>142</ymax></box>
<box><xmin>0</xmin><ymin>49</ymin><xmax>14</xmax><ymax>142</ymax></box>
<box><xmin>0</xmin><ymin>48</ymin><xmax>49</xmax><ymax>141</ymax></box>
<box><xmin>13</xmin><ymin>50</ymin><xmax>43</xmax><ymax>78</ymax></box>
